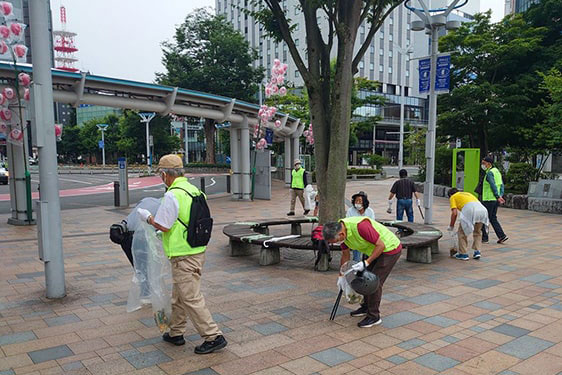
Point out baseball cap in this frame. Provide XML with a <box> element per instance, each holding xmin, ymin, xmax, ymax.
<box><xmin>158</xmin><ymin>154</ymin><xmax>183</xmax><ymax>170</ymax></box>
<box><xmin>483</xmin><ymin>156</ymin><xmax>493</xmax><ymax>163</ymax></box>
<box><xmin>294</xmin><ymin>159</ymin><xmax>302</xmax><ymax>165</ymax></box>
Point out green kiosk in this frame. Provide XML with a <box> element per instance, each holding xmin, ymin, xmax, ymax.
<box><xmin>452</xmin><ymin>148</ymin><xmax>480</xmax><ymax>197</ymax></box>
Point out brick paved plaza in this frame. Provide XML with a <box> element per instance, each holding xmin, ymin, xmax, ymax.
<box><xmin>1</xmin><ymin>178</ymin><xmax>562</xmax><ymax>375</ymax></box>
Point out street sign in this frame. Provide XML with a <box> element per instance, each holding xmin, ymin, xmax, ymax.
<box><xmin>419</xmin><ymin>58</ymin><xmax>430</xmax><ymax>94</ymax></box>
<box><xmin>435</xmin><ymin>55</ymin><xmax>451</xmax><ymax>92</ymax></box>
<box><xmin>186</xmin><ymin>125</ymin><xmax>202</xmax><ymax>131</ymax></box>
<box><xmin>149</xmin><ymin>135</ymin><xmax>153</xmax><ymax>146</ymax></box>
<box><xmin>98</xmin><ymin>140</ymin><xmax>104</xmax><ymax>149</ymax></box>
<box><xmin>265</xmin><ymin>128</ymin><xmax>273</xmax><ymax>144</ymax></box>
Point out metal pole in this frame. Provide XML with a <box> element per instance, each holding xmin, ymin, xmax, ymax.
<box><xmin>101</xmin><ymin>129</ymin><xmax>105</xmax><ymax>168</ymax></box>
<box><xmin>399</xmin><ymin>53</ymin><xmax>405</xmax><ymax>170</ymax></box>
<box><xmin>372</xmin><ymin>124</ymin><xmax>376</xmax><ymax>154</ymax></box>
<box><xmin>30</xmin><ymin>0</ymin><xmax>65</xmax><ymax>298</ymax></box>
<box><xmin>424</xmin><ymin>26</ymin><xmax>439</xmax><ymax>224</ymax></box>
<box><xmin>184</xmin><ymin>121</ymin><xmax>189</xmax><ymax>165</ymax></box>
<box><xmin>145</xmin><ymin>120</ymin><xmax>150</xmax><ymax>172</ymax></box>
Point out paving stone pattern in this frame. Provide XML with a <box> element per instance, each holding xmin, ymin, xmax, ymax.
<box><xmin>1</xmin><ymin>178</ymin><xmax>562</xmax><ymax>374</ymax></box>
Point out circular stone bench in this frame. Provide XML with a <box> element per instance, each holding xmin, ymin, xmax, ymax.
<box><xmin>222</xmin><ymin>217</ymin><xmax>443</xmax><ymax>271</ymax></box>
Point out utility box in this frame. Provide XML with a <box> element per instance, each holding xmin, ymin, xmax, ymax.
<box><xmin>118</xmin><ymin>157</ymin><xmax>129</xmax><ymax>207</ymax></box>
<box><xmin>452</xmin><ymin>148</ymin><xmax>480</xmax><ymax>197</ymax></box>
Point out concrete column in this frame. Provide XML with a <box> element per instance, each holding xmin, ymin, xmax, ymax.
<box><xmin>30</xmin><ymin>0</ymin><xmax>65</xmax><ymax>298</ymax></box>
<box><xmin>284</xmin><ymin>137</ymin><xmax>291</xmax><ymax>186</ymax></box>
<box><xmin>292</xmin><ymin>136</ymin><xmax>300</xmax><ymax>166</ymax></box>
<box><xmin>239</xmin><ymin>116</ymin><xmax>251</xmax><ymax>201</ymax></box>
<box><xmin>229</xmin><ymin>127</ymin><xmax>240</xmax><ymax>199</ymax></box>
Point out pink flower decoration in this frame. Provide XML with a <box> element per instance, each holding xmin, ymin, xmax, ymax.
<box><xmin>273</xmin><ymin>58</ymin><xmax>281</xmax><ymax>66</ymax></box>
<box><xmin>269</xmin><ymin>106</ymin><xmax>277</xmax><ymax>114</ymax></box>
<box><xmin>0</xmin><ymin>41</ymin><xmax>7</xmax><ymax>55</ymax></box>
<box><xmin>54</xmin><ymin>124</ymin><xmax>62</xmax><ymax>137</ymax></box>
<box><xmin>23</xmin><ymin>88</ymin><xmax>29</xmax><ymax>101</ymax></box>
<box><xmin>9</xmin><ymin>128</ymin><xmax>22</xmax><ymax>141</ymax></box>
<box><xmin>0</xmin><ymin>1</ymin><xmax>13</xmax><ymax>16</ymax></box>
<box><xmin>275</xmin><ymin>120</ymin><xmax>281</xmax><ymax>128</ymax></box>
<box><xmin>276</xmin><ymin>76</ymin><xmax>284</xmax><ymax>85</ymax></box>
<box><xmin>2</xmin><ymin>87</ymin><xmax>14</xmax><ymax>100</ymax></box>
<box><xmin>272</xmin><ymin>85</ymin><xmax>278</xmax><ymax>94</ymax></box>
<box><xmin>18</xmin><ymin>72</ymin><xmax>31</xmax><ymax>87</ymax></box>
<box><xmin>0</xmin><ymin>122</ymin><xmax>6</xmax><ymax>134</ymax></box>
<box><xmin>0</xmin><ymin>93</ymin><xmax>5</xmax><ymax>106</ymax></box>
<box><xmin>13</xmin><ymin>44</ymin><xmax>27</xmax><ymax>58</ymax></box>
<box><xmin>303</xmin><ymin>130</ymin><xmax>309</xmax><ymax>137</ymax></box>
<box><xmin>0</xmin><ymin>108</ymin><xmax>11</xmax><ymax>121</ymax></box>
<box><xmin>264</xmin><ymin>87</ymin><xmax>272</xmax><ymax>97</ymax></box>
<box><xmin>9</xmin><ymin>23</ymin><xmax>22</xmax><ymax>37</ymax></box>
<box><xmin>279</xmin><ymin>87</ymin><xmax>287</xmax><ymax>96</ymax></box>
<box><xmin>0</xmin><ymin>25</ymin><xmax>9</xmax><ymax>39</ymax></box>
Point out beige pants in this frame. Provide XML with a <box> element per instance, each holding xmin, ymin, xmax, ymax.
<box><xmin>168</xmin><ymin>253</ymin><xmax>221</xmax><ymax>340</ymax></box>
<box><xmin>290</xmin><ymin>189</ymin><xmax>305</xmax><ymax>212</ymax></box>
<box><xmin>458</xmin><ymin>222</ymin><xmax>483</xmax><ymax>254</ymax></box>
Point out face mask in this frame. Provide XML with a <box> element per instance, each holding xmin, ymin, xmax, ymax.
<box><xmin>355</xmin><ymin>204</ymin><xmax>363</xmax><ymax>210</ymax></box>
<box><xmin>295</xmin><ymin>165</ymin><xmax>300</xmax><ymax>170</ymax></box>
<box><xmin>481</xmin><ymin>164</ymin><xmax>487</xmax><ymax>171</ymax></box>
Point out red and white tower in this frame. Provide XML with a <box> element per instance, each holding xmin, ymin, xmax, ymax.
<box><xmin>53</xmin><ymin>6</ymin><xmax>79</xmax><ymax>72</ymax></box>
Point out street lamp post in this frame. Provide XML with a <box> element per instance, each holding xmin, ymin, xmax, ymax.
<box><xmin>139</xmin><ymin>112</ymin><xmax>155</xmax><ymax>173</ymax></box>
<box><xmin>96</xmin><ymin>124</ymin><xmax>109</xmax><ymax>168</ymax></box>
<box><xmin>405</xmin><ymin>0</ymin><xmax>464</xmax><ymax>224</ymax></box>
<box><xmin>394</xmin><ymin>44</ymin><xmax>414</xmax><ymax>170</ymax></box>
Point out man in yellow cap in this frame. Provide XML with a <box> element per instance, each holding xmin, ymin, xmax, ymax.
<box><xmin>137</xmin><ymin>154</ymin><xmax>227</xmax><ymax>354</ymax></box>
<box><xmin>287</xmin><ymin>159</ymin><xmax>309</xmax><ymax>216</ymax></box>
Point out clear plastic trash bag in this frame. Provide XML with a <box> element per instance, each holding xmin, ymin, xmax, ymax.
<box><xmin>340</xmin><ymin>260</ymin><xmax>364</xmax><ymax>304</ymax></box>
<box><xmin>448</xmin><ymin>231</ymin><xmax>459</xmax><ymax>257</ymax></box>
<box><xmin>127</xmin><ymin>221</ymin><xmax>172</xmax><ymax>333</ymax></box>
<box><xmin>304</xmin><ymin>184</ymin><xmax>315</xmax><ymax>210</ymax></box>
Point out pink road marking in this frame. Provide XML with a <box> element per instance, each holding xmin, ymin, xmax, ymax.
<box><xmin>0</xmin><ymin>176</ymin><xmax>163</xmax><ymax>201</ymax></box>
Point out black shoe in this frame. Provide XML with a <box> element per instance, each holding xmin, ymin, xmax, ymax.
<box><xmin>194</xmin><ymin>335</ymin><xmax>227</xmax><ymax>354</ymax></box>
<box><xmin>303</xmin><ymin>209</ymin><xmax>310</xmax><ymax>215</ymax></box>
<box><xmin>482</xmin><ymin>239</ymin><xmax>489</xmax><ymax>244</ymax></box>
<box><xmin>497</xmin><ymin>236</ymin><xmax>508</xmax><ymax>244</ymax></box>
<box><xmin>357</xmin><ymin>316</ymin><xmax>382</xmax><ymax>328</ymax></box>
<box><xmin>350</xmin><ymin>306</ymin><xmax>368</xmax><ymax>317</ymax></box>
<box><xmin>287</xmin><ymin>212</ymin><xmax>295</xmax><ymax>216</ymax></box>
<box><xmin>162</xmin><ymin>332</ymin><xmax>185</xmax><ymax>346</ymax></box>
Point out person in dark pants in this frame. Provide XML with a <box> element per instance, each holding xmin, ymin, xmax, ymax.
<box><xmin>480</xmin><ymin>156</ymin><xmax>508</xmax><ymax>244</ymax></box>
<box><xmin>387</xmin><ymin>169</ymin><xmax>420</xmax><ymax>222</ymax></box>
<box><xmin>323</xmin><ymin>217</ymin><xmax>402</xmax><ymax>328</ymax></box>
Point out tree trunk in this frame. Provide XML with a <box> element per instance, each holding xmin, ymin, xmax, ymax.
<box><xmin>204</xmin><ymin>118</ymin><xmax>215</xmax><ymax>164</ymax></box>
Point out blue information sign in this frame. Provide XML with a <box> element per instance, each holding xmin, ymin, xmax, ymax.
<box><xmin>435</xmin><ymin>55</ymin><xmax>451</xmax><ymax>92</ymax></box>
<box><xmin>265</xmin><ymin>128</ymin><xmax>273</xmax><ymax>145</ymax></box>
<box><xmin>98</xmin><ymin>140</ymin><xmax>104</xmax><ymax>149</ymax></box>
<box><xmin>118</xmin><ymin>157</ymin><xmax>126</xmax><ymax>169</ymax></box>
<box><xmin>418</xmin><ymin>58</ymin><xmax>431</xmax><ymax>94</ymax></box>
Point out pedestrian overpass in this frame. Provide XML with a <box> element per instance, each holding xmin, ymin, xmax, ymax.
<box><xmin>0</xmin><ymin>61</ymin><xmax>303</xmax><ymax>224</ymax></box>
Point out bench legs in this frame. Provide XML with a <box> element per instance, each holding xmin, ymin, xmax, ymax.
<box><xmin>406</xmin><ymin>246</ymin><xmax>432</xmax><ymax>264</ymax></box>
<box><xmin>291</xmin><ymin>223</ymin><xmax>302</xmax><ymax>235</ymax></box>
<box><xmin>260</xmin><ymin>246</ymin><xmax>280</xmax><ymax>266</ymax></box>
<box><xmin>315</xmin><ymin>253</ymin><xmax>330</xmax><ymax>272</ymax></box>
<box><xmin>229</xmin><ymin>239</ymin><xmax>260</xmax><ymax>256</ymax></box>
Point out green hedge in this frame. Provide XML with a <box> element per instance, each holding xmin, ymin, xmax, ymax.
<box><xmin>185</xmin><ymin>163</ymin><xmax>230</xmax><ymax>169</ymax></box>
<box><xmin>311</xmin><ymin>168</ymin><xmax>382</xmax><ymax>182</ymax></box>
<box><xmin>505</xmin><ymin>162</ymin><xmax>537</xmax><ymax>194</ymax></box>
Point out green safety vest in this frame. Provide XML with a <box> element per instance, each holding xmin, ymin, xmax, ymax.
<box><xmin>482</xmin><ymin>167</ymin><xmax>503</xmax><ymax>201</ymax></box>
<box><xmin>161</xmin><ymin>177</ymin><xmax>206</xmax><ymax>258</ymax></box>
<box><xmin>340</xmin><ymin>217</ymin><xmax>401</xmax><ymax>256</ymax></box>
<box><xmin>291</xmin><ymin>168</ymin><xmax>305</xmax><ymax>189</ymax></box>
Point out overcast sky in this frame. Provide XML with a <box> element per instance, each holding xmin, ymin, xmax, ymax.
<box><xmin>50</xmin><ymin>0</ymin><xmax>505</xmax><ymax>83</ymax></box>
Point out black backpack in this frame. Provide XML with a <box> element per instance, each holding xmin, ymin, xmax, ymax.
<box><xmin>169</xmin><ymin>187</ymin><xmax>213</xmax><ymax>247</ymax></box>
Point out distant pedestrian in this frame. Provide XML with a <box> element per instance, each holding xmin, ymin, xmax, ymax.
<box><xmin>480</xmin><ymin>156</ymin><xmax>508</xmax><ymax>244</ymax></box>
<box><xmin>387</xmin><ymin>169</ymin><xmax>420</xmax><ymax>222</ymax></box>
<box><xmin>346</xmin><ymin>191</ymin><xmax>375</xmax><ymax>261</ymax></box>
<box><xmin>287</xmin><ymin>159</ymin><xmax>309</xmax><ymax>216</ymax></box>
<box><xmin>448</xmin><ymin>188</ymin><xmax>489</xmax><ymax>260</ymax></box>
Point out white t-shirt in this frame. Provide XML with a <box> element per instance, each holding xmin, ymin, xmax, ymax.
<box><xmin>154</xmin><ymin>191</ymin><xmax>180</xmax><ymax>230</ymax></box>
<box><xmin>345</xmin><ymin>206</ymin><xmax>375</xmax><ymax>220</ymax></box>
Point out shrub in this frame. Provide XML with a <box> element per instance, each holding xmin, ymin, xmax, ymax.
<box><xmin>185</xmin><ymin>163</ymin><xmax>229</xmax><ymax>169</ymax></box>
<box><xmin>362</xmin><ymin>154</ymin><xmax>389</xmax><ymax>169</ymax></box>
<box><xmin>505</xmin><ymin>162</ymin><xmax>537</xmax><ymax>194</ymax></box>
